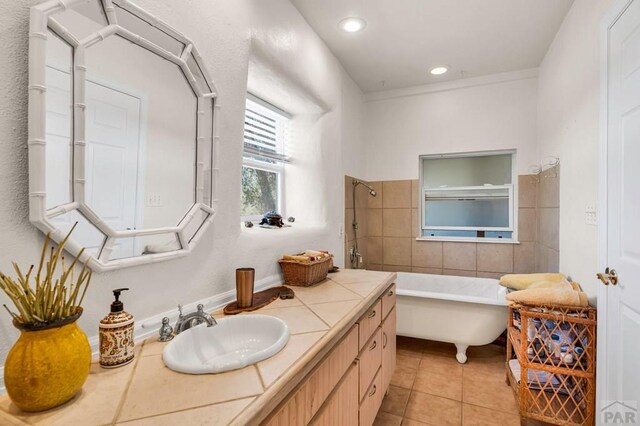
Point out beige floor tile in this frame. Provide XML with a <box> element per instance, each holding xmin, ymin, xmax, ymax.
<box><xmin>257</xmin><ymin>306</ymin><xmax>328</xmax><ymax>334</ymax></box>
<box><xmin>118</xmin><ymin>355</ymin><xmax>262</xmax><ymax>422</ymax></box>
<box><xmin>257</xmin><ymin>331</ymin><xmax>325</xmax><ymax>387</ymax></box>
<box><xmin>305</xmin><ymin>299</ymin><xmax>360</xmax><ymax>327</ymax></box>
<box><xmin>462</xmin><ymin>403</ymin><xmax>521</xmax><ymax>426</ymax></box>
<box><xmin>398</xmin><ymin>354</ymin><xmax>422</xmax><ymax>370</ymax></box>
<box><xmin>391</xmin><ymin>357</ymin><xmax>419</xmax><ymax>389</ymax></box>
<box><xmin>117</xmin><ymin>397</ymin><xmax>255</xmax><ymax>425</ymax></box>
<box><xmin>0</xmin><ymin>348</ymin><xmax>140</xmax><ymax>426</ymax></box>
<box><xmin>422</xmin><ymin>340</ymin><xmax>457</xmax><ymax>358</ymax></box>
<box><xmin>463</xmin><ymin>344</ymin><xmax>507</xmax><ymax>376</ymax></box>
<box><xmin>420</xmin><ymin>354</ymin><xmax>463</xmax><ymax>376</ymax></box>
<box><xmin>374</xmin><ymin>411</ymin><xmax>404</xmax><ymax>426</ymax></box>
<box><xmin>397</xmin><ymin>336</ymin><xmax>428</xmax><ymax>359</ymax></box>
<box><xmin>462</xmin><ymin>370</ymin><xmax>518</xmax><ymax>414</ymax></box>
<box><xmin>381</xmin><ymin>385</ymin><xmax>411</xmax><ymax>416</ymax></box>
<box><xmin>291</xmin><ymin>281</ymin><xmax>361</xmax><ymax>304</ymax></box>
<box><xmin>404</xmin><ymin>391</ymin><xmax>462</xmax><ymax>426</ymax></box>
<box><xmin>413</xmin><ymin>368</ymin><xmax>462</xmax><ymax>401</ymax></box>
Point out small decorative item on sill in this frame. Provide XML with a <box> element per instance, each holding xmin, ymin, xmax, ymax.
<box><xmin>278</xmin><ymin>250</ymin><xmax>333</xmax><ymax>287</ymax></box>
<box><xmin>0</xmin><ymin>224</ymin><xmax>93</xmax><ymax>412</ymax></box>
<box><xmin>259</xmin><ymin>211</ymin><xmax>284</xmax><ymax>228</ymax></box>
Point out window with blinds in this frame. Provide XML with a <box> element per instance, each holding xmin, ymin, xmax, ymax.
<box><xmin>418</xmin><ymin>151</ymin><xmax>517</xmax><ymax>241</ymax></box>
<box><xmin>241</xmin><ymin>95</ymin><xmax>290</xmax><ymax>220</ymax></box>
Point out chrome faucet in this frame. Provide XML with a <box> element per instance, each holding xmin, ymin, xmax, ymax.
<box><xmin>174</xmin><ymin>304</ymin><xmax>217</xmax><ymax>334</ymax></box>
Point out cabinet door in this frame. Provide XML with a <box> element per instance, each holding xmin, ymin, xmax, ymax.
<box><xmin>381</xmin><ymin>307</ymin><xmax>396</xmax><ymax>392</ymax></box>
<box><xmin>359</xmin><ymin>368</ymin><xmax>383</xmax><ymax>426</ymax></box>
<box><xmin>266</xmin><ymin>325</ymin><xmax>358</xmax><ymax>426</ymax></box>
<box><xmin>358</xmin><ymin>328</ymin><xmax>382</xmax><ymax>401</ymax></box>
<box><xmin>310</xmin><ymin>364</ymin><xmax>359</xmax><ymax>426</ymax></box>
<box><xmin>381</xmin><ymin>284</ymin><xmax>396</xmax><ymax>320</ymax></box>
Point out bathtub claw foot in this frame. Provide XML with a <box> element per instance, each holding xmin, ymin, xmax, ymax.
<box><xmin>455</xmin><ymin>344</ymin><xmax>468</xmax><ymax>364</ymax></box>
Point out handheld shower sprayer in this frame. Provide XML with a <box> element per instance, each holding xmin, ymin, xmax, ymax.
<box><xmin>350</xmin><ymin>179</ymin><xmax>377</xmax><ymax>269</ymax></box>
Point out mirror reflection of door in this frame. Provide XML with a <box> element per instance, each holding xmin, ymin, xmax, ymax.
<box><xmin>85</xmin><ymin>81</ymin><xmax>142</xmax><ymax>259</ymax></box>
<box><xmin>46</xmin><ymin>67</ymin><xmax>143</xmax><ymax>259</ymax></box>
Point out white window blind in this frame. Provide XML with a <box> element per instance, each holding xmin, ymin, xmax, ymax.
<box><xmin>243</xmin><ymin>95</ymin><xmax>290</xmax><ymax>164</ymax></box>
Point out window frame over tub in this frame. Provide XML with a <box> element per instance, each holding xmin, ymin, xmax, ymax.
<box><xmin>417</xmin><ymin>149</ymin><xmax>518</xmax><ymax>244</ymax></box>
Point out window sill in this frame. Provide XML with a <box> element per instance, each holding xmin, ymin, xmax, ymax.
<box><xmin>415</xmin><ymin>236</ymin><xmax>520</xmax><ymax>244</ymax></box>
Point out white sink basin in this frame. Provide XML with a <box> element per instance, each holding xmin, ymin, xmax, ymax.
<box><xmin>162</xmin><ymin>314</ymin><xmax>290</xmax><ymax>374</ymax></box>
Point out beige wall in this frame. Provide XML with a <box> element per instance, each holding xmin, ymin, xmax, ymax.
<box><xmin>536</xmin><ymin>0</ymin><xmax>615</xmax><ymax>301</ymax></box>
<box><xmin>344</xmin><ymin>173</ymin><xmax>559</xmax><ymax>277</ymax></box>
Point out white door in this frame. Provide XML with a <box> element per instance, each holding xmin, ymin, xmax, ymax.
<box><xmin>601</xmin><ymin>0</ymin><xmax>640</xmax><ymax>421</ymax></box>
<box><xmin>85</xmin><ymin>81</ymin><xmax>142</xmax><ymax>259</ymax></box>
<box><xmin>46</xmin><ymin>67</ymin><xmax>105</xmax><ymax>257</ymax></box>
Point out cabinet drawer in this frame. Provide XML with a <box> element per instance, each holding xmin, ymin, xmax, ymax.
<box><xmin>381</xmin><ymin>284</ymin><xmax>396</xmax><ymax>320</ymax></box>
<box><xmin>359</xmin><ymin>368</ymin><xmax>383</xmax><ymax>426</ymax></box>
<box><xmin>381</xmin><ymin>307</ymin><xmax>396</xmax><ymax>392</ymax></box>
<box><xmin>358</xmin><ymin>327</ymin><xmax>382</xmax><ymax>402</ymax></box>
<box><xmin>309</xmin><ymin>364</ymin><xmax>358</xmax><ymax>426</ymax></box>
<box><xmin>358</xmin><ymin>299</ymin><xmax>382</xmax><ymax>350</ymax></box>
<box><xmin>265</xmin><ymin>325</ymin><xmax>358</xmax><ymax>426</ymax></box>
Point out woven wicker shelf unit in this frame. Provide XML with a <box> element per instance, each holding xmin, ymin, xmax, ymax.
<box><xmin>506</xmin><ymin>303</ymin><xmax>597</xmax><ymax>426</ymax></box>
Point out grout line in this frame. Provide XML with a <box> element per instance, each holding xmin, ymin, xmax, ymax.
<box><xmin>111</xmin><ymin>342</ymin><xmax>146</xmax><ymax>425</ymax></box>
<box><xmin>253</xmin><ymin>364</ymin><xmax>267</xmax><ymax>391</ymax></box>
<box><xmin>118</xmin><ymin>394</ymin><xmax>263</xmax><ymax>425</ymax></box>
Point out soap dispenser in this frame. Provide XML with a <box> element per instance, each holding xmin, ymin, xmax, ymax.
<box><xmin>99</xmin><ymin>288</ymin><xmax>135</xmax><ymax>368</ymax></box>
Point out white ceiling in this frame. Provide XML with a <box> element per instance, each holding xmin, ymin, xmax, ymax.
<box><xmin>290</xmin><ymin>0</ymin><xmax>574</xmax><ymax>92</ymax></box>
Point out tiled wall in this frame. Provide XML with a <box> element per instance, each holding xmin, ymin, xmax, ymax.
<box><xmin>344</xmin><ymin>168</ymin><xmax>560</xmax><ymax>277</ymax></box>
<box><xmin>534</xmin><ymin>164</ymin><xmax>560</xmax><ymax>272</ymax></box>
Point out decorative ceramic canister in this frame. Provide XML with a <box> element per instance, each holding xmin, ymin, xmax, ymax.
<box><xmin>99</xmin><ymin>288</ymin><xmax>135</xmax><ymax>368</ymax></box>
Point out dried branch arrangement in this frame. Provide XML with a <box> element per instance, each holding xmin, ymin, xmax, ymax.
<box><xmin>0</xmin><ymin>223</ymin><xmax>93</xmax><ymax>325</ymax></box>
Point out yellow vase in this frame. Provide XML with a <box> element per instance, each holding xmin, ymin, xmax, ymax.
<box><xmin>4</xmin><ymin>309</ymin><xmax>91</xmax><ymax>412</ymax></box>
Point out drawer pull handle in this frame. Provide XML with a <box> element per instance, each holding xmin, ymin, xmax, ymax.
<box><xmin>368</xmin><ymin>310</ymin><xmax>377</xmax><ymax>318</ymax></box>
<box><xmin>369</xmin><ymin>340</ymin><xmax>377</xmax><ymax>351</ymax></box>
<box><xmin>388</xmin><ymin>290</ymin><xmax>394</xmax><ymax>296</ymax></box>
<box><xmin>383</xmin><ymin>331</ymin><xmax>388</xmax><ymax>348</ymax></box>
<box><xmin>369</xmin><ymin>385</ymin><xmax>377</xmax><ymax>397</ymax></box>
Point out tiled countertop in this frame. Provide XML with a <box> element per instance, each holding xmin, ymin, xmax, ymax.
<box><xmin>0</xmin><ymin>270</ymin><xmax>396</xmax><ymax>426</ymax></box>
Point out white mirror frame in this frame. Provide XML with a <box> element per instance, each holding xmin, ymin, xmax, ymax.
<box><xmin>28</xmin><ymin>0</ymin><xmax>220</xmax><ymax>272</ymax></box>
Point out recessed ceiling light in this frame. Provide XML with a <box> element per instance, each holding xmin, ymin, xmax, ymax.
<box><xmin>338</xmin><ymin>17</ymin><xmax>367</xmax><ymax>33</ymax></box>
<box><xmin>430</xmin><ymin>66</ymin><xmax>449</xmax><ymax>75</ymax></box>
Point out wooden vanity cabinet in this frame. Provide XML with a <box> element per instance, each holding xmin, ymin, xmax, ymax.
<box><xmin>381</xmin><ymin>307</ymin><xmax>396</xmax><ymax>392</ymax></box>
<box><xmin>263</xmin><ymin>283</ymin><xmax>397</xmax><ymax>426</ymax></box>
<box><xmin>358</xmin><ymin>284</ymin><xmax>396</xmax><ymax>425</ymax></box>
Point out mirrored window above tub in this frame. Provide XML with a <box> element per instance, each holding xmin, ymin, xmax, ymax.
<box><xmin>30</xmin><ymin>0</ymin><xmax>219</xmax><ymax>271</ymax></box>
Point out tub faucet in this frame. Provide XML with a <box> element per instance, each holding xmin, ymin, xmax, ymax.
<box><xmin>174</xmin><ymin>304</ymin><xmax>217</xmax><ymax>334</ymax></box>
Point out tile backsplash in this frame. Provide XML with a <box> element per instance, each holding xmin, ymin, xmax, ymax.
<box><xmin>344</xmin><ymin>166</ymin><xmax>560</xmax><ymax>277</ymax></box>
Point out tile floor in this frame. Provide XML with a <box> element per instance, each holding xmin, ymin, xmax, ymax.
<box><xmin>374</xmin><ymin>337</ymin><xmax>552</xmax><ymax>426</ymax></box>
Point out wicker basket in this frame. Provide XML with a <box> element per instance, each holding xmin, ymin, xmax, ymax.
<box><xmin>278</xmin><ymin>255</ymin><xmax>333</xmax><ymax>287</ymax></box>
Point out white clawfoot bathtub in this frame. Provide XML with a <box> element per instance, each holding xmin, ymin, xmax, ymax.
<box><xmin>395</xmin><ymin>272</ymin><xmax>508</xmax><ymax>363</ymax></box>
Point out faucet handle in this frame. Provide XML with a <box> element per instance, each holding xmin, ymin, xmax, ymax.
<box><xmin>197</xmin><ymin>304</ymin><xmax>204</xmax><ymax>313</ymax></box>
<box><xmin>177</xmin><ymin>304</ymin><xmax>184</xmax><ymax>317</ymax></box>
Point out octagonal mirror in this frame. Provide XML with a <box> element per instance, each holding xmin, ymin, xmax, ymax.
<box><xmin>29</xmin><ymin>0</ymin><xmax>218</xmax><ymax>271</ymax></box>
